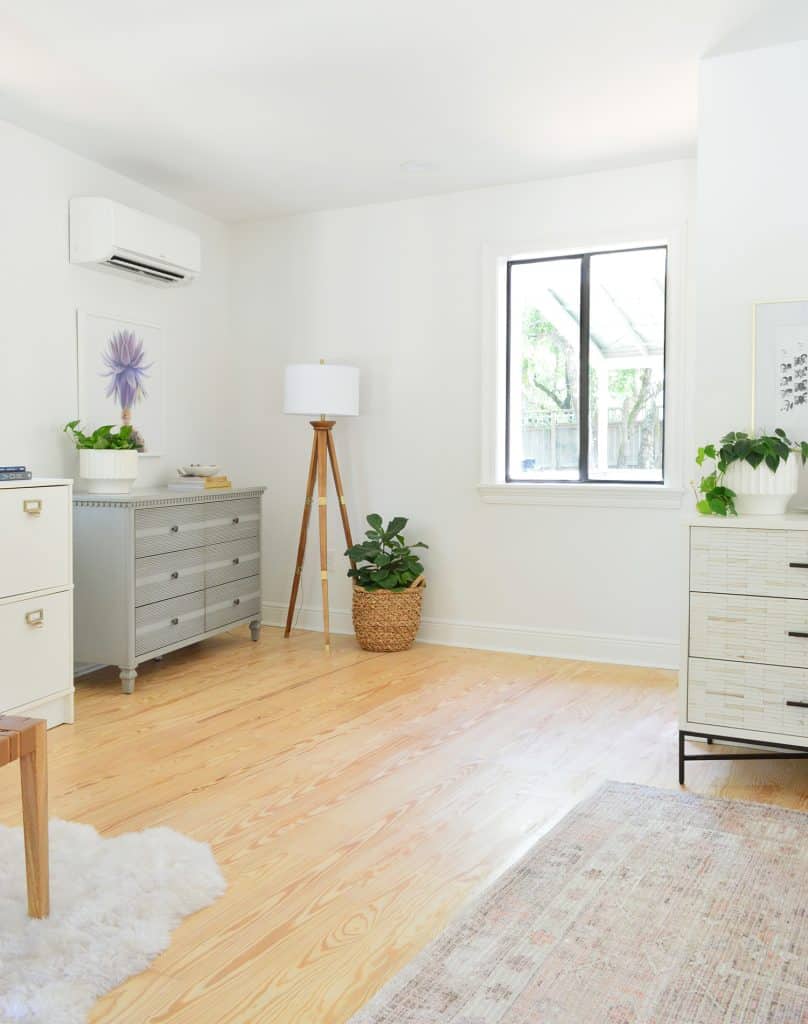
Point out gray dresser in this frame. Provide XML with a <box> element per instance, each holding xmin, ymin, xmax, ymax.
<box><xmin>73</xmin><ymin>486</ymin><xmax>265</xmax><ymax>692</ymax></box>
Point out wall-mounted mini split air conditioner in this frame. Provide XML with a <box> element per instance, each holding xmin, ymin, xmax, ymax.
<box><xmin>69</xmin><ymin>197</ymin><xmax>201</xmax><ymax>285</ymax></box>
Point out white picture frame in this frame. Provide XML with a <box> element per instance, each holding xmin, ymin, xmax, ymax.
<box><xmin>76</xmin><ymin>310</ymin><xmax>164</xmax><ymax>457</ymax></box>
<box><xmin>753</xmin><ymin>299</ymin><xmax>808</xmax><ymax>437</ymax></box>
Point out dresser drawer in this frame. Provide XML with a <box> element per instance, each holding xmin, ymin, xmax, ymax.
<box><xmin>135</xmin><ymin>504</ymin><xmax>206</xmax><ymax>557</ymax></box>
<box><xmin>205</xmin><ymin>538</ymin><xmax>261</xmax><ymax>589</ymax></box>
<box><xmin>688</xmin><ymin>657</ymin><xmax>808</xmax><ymax>740</ymax></box>
<box><xmin>690</xmin><ymin>592</ymin><xmax>808</xmax><ymax>668</ymax></box>
<box><xmin>205</xmin><ymin>577</ymin><xmax>261</xmax><ymax>631</ymax></box>
<box><xmin>135</xmin><ymin>547</ymin><xmax>207</xmax><ymax>607</ymax></box>
<box><xmin>690</xmin><ymin>526</ymin><xmax>808</xmax><ymax>599</ymax></box>
<box><xmin>0</xmin><ymin>486</ymin><xmax>71</xmax><ymax>599</ymax></box>
<box><xmin>0</xmin><ymin>590</ymin><xmax>72</xmax><ymax>709</ymax></box>
<box><xmin>204</xmin><ymin>498</ymin><xmax>260</xmax><ymax>546</ymax></box>
<box><xmin>135</xmin><ymin>591</ymin><xmax>204</xmax><ymax>656</ymax></box>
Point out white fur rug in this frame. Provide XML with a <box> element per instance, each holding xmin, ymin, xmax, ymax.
<box><xmin>0</xmin><ymin>819</ymin><xmax>226</xmax><ymax>1024</ymax></box>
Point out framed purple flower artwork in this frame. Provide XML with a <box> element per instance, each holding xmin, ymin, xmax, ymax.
<box><xmin>76</xmin><ymin>310</ymin><xmax>164</xmax><ymax>456</ymax></box>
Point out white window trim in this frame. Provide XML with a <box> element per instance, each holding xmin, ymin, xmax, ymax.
<box><xmin>478</xmin><ymin>224</ymin><xmax>687</xmax><ymax>510</ymax></box>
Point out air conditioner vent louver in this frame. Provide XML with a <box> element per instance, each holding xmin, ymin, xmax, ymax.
<box><xmin>106</xmin><ymin>255</ymin><xmax>186</xmax><ymax>283</ymax></box>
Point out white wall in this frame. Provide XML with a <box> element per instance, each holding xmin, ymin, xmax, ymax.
<box><xmin>231</xmin><ymin>160</ymin><xmax>696</xmax><ymax>667</ymax></box>
<box><xmin>693</xmin><ymin>40</ymin><xmax>808</xmax><ymax>501</ymax></box>
<box><xmin>0</xmin><ymin>119</ymin><xmax>233</xmax><ymax>487</ymax></box>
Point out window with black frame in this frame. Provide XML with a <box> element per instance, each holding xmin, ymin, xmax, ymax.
<box><xmin>505</xmin><ymin>245</ymin><xmax>667</xmax><ymax>483</ymax></box>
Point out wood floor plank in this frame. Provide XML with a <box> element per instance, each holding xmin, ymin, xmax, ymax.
<box><xmin>0</xmin><ymin>627</ymin><xmax>805</xmax><ymax>1023</ymax></box>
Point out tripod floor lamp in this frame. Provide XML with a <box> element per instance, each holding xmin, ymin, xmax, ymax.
<box><xmin>283</xmin><ymin>362</ymin><xmax>359</xmax><ymax>650</ymax></box>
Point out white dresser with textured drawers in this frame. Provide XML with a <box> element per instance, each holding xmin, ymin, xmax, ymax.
<box><xmin>681</xmin><ymin>515</ymin><xmax>808</xmax><ymax>781</ymax></box>
<box><xmin>0</xmin><ymin>478</ymin><xmax>74</xmax><ymax>727</ymax></box>
<box><xmin>73</xmin><ymin>486</ymin><xmax>265</xmax><ymax>693</ymax></box>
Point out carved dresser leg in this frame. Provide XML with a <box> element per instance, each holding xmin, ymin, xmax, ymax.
<box><xmin>250</xmin><ymin>620</ymin><xmax>262</xmax><ymax>642</ymax></box>
<box><xmin>120</xmin><ymin>667</ymin><xmax>137</xmax><ymax>694</ymax></box>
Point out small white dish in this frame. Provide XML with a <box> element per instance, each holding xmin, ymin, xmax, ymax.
<box><xmin>178</xmin><ymin>464</ymin><xmax>219</xmax><ymax>477</ymax></box>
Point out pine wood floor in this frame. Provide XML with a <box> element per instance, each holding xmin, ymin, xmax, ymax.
<box><xmin>1</xmin><ymin>627</ymin><xmax>807</xmax><ymax>1023</ymax></box>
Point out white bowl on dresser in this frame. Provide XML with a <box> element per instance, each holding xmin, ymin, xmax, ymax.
<box><xmin>0</xmin><ymin>479</ymin><xmax>74</xmax><ymax>727</ymax></box>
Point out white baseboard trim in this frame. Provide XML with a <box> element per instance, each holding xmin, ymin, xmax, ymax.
<box><xmin>262</xmin><ymin>602</ymin><xmax>679</xmax><ymax>669</ymax></box>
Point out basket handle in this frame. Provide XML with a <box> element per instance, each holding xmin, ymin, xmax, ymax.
<box><xmin>409</xmin><ymin>574</ymin><xmax>426</xmax><ymax>590</ymax></box>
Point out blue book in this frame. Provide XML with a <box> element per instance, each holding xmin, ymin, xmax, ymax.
<box><xmin>0</xmin><ymin>466</ymin><xmax>26</xmax><ymax>472</ymax></box>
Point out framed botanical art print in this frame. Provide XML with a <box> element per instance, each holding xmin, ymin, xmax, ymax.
<box><xmin>76</xmin><ymin>310</ymin><xmax>164</xmax><ymax>456</ymax></box>
<box><xmin>753</xmin><ymin>299</ymin><xmax>808</xmax><ymax>436</ymax></box>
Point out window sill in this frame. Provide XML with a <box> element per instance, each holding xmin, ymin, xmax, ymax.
<box><xmin>477</xmin><ymin>483</ymin><xmax>684</xmax><ymax>510</ymax></box>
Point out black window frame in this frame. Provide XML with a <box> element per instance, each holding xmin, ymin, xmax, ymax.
<box><xmin>504</xmin><ymin>243</ymin><xmax>668</xmax><ymax>485</ymax></box>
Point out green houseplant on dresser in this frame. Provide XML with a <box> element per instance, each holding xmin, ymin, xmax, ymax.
<box><xmin>694</xmin><ymin>429</ymin><xmax>808</xmax><ymax>515</ymax></box>
<box><xmin>64</xmin><ymin>420</ymin><xmax>141</xmax><ymax>495</ymax></box>
<box><xmin>347</xmin><ymin>514</ymin><xmax>428</xmax><ymax>652</ymax></box>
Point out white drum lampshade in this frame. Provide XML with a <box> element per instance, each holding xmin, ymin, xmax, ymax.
<box><xmin>284</xmin><ymin>363</ymin><xmax>360</xmax><ymax>417</ymax></box>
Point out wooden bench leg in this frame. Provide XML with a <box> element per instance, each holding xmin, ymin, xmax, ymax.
<box><xmin>19</xmin><ymin>719</ymin><xmax>49</xmax><ymax>918</ymax></box>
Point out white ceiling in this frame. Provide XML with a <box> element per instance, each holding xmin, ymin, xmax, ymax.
<box><xmin>0</xmin><ymin>1</ymin><xmax>767</xmax><ymax>222</ymax></box>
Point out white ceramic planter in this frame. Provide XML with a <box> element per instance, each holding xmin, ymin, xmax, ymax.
<box><xmin>724</xmin><ymin>453</ymin><xmax>799</xmax><ymax>514</ymax></box>
<box><xmin>78</xmin><ymin>449</ymin><xmax>139</xmax><ymax>494</ymax></box>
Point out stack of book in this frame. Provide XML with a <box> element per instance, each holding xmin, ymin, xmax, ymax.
<box><xmin>168</xmin><ymin>474</ymin><xmax>232</xmax><ymax>492</ymax></box>
<box><xmin>0</xmin><ymin>465</ymin><xmax>32</xmax><ymax>481</ymax></box>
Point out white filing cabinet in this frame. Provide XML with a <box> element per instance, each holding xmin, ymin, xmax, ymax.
<box><xmin>680</xmin><ymin>515</ymin><xmax>808</xmax><ymax>781</ymax></box>
<box><xmin>0</xmin><ymin>479</ymin><xmax>74</xmax><ymax>727</ymax></box>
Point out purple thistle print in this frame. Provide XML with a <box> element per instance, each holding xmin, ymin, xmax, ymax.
<box><xmin>101</xmin><ymin>329</ymin><xmax>153</xmax><ymax>415</ymax></box>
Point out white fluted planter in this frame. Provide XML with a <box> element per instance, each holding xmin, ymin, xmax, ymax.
<box><xmin>78</xmin><ymin>449</ymin><xmax>139</xmax><ymax>494</ymax></box>
<box><xmin>724</xmin><ymin>453</ymin><xmax>799</xmax><ymax>514</ymax></box>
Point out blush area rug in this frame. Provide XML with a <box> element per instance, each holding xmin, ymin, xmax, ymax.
<box><xmin>0</xmin><ymin>819</ymin><xmax>225</xmax><ymax>1024</ymax></box>
<box><xmin>350</xmin><ymin>782</ymin><xmax>808</xmax><ymax>1024</ymax></box>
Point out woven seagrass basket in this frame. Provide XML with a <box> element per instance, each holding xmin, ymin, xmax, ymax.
<box><xmin>352</xmin><ymin>576</ymin><xmax>426</xmax><ymax>652</ymax></box>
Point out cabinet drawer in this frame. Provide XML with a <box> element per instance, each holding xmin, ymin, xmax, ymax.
<box><xmin>690</xmin><ymin>592</ymin><xmax>808</xmax><ymax>668</ymax></box>
<box><xmin>135</xmin><ymin>591</ymin><xmax>204</xmax><ymax>656</ymax></box>
<box><xmin>204</xmin><ymin>498</ymin><xmax>260</xmax><ymax>546</ymax></box>
<box><xmin>135</xmin><ymin>504</ymin><xmax>206</xmax><ymax>557</ymax></box>
<box><xmin>690</xmin><ymin>526</ymin><xmax>808</xmax><ymax>599</ymax></box>
<box><xmin>135</xmin><ymin>547</ymin><xmax>207</xmax><ymax>607</ymax></box>
<box><xmin>205</xmin><ymin>577</ymin><xmax>261</xmax><ymax>632</ymax></box>
<box><xmin>688</xmin><ymin>657</ymin><xmax>808</xmax><ymax>740</ymax></box>
<box><xmin>205</xmin><ymin>538</ymin><xmax>260</xmax><ymax>589</ymax></box>
<box><xmin>0</xmin><ymin>590</ymin><xmax>72</xmax><ymax>710</ymax></box>
<box><xmin>0</xmin><ymin>486</ymin><xmax>71</xmax><ymax>598</ymax></box>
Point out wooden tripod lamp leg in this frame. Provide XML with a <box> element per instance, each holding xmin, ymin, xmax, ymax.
<box><xmin>326</xmin><ymin>430</ymin><xmax>355</xmax><ymax>560</ymax></box>
<box><xmin>19</xmin><ymin>718</ymin><xmax>49</xmax><ymax>918</ymax></box>
<box><xmin>284</xmin><ymin>429</ymin><xmax>319</xmax><ymax>638</ymax></box>
<box><xmin>316</xmin><ymin>427</ymin><xmax>331</xmax><ymax>650</ymax></box>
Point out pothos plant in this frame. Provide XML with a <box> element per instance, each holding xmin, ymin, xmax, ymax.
<box><xmin>346</xmin><ymin>514</ymin><xmax>428</xmax><ymax>591</ymax></box>
<box><xmin>64</xmin><ymin>420</ymin><xmax>141</xmax><ymax>451</ymax></box>
<box><xmin>694</xmin><ymin>429</ymin><xmax>808</xmax><ymax>516</ymax></box>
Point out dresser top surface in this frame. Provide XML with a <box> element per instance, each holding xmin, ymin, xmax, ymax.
<box><xmin>689</xmin><ymin>511</ymin><xmax>808</xmax><ymax>531</ymax></box>
<box><xmin>0</xmin><ymin>478</ymin><xmax>72</xmax><ymax>490</ymax></box>
<box><xmin>73</xmin><ymin>485</ymin><xmax>266</xmax><ymax>508</ymax></box>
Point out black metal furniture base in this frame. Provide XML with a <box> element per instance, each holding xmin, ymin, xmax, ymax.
<box><xmin>679</xmin><ymin>729</ymin><xmax>808</xmax><ymax>785</ymax></box>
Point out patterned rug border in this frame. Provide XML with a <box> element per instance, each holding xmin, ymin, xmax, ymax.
<box><xmin>348</xmin><ymin>779</ymin><xmax>808</xmax><ymax>1023</ymax></box>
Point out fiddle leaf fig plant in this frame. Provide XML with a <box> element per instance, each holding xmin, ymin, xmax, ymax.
<box><xmin>694</xmin><ymin>429</ymin><xmax>808</xmax><ymax>516</ymax></box>
<box><xmin>346</xmin><ymin>514</ymin><xmax>428</xmax><ymax>592</ymax></box>
<box><xmin>64</xmin><ymin>420</ymin><xmax>140</xmax><ymax>451</ymax></box>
